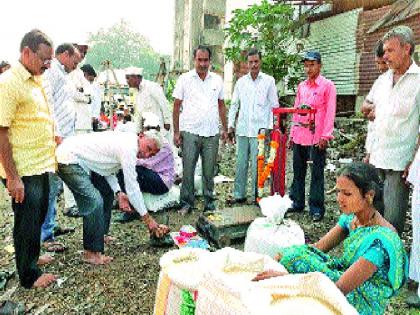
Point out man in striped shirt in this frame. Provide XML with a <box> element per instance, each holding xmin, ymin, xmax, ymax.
<box><xmin>41</xmin><ymin>43</ymin><xmax>88</xmax><ymax>249</ymax></box>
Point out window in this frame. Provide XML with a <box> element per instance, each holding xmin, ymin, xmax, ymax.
<box><xmin>204</xmin><ymin>14</ymin><xmax>221</xmax><ymax>30</ymax></box>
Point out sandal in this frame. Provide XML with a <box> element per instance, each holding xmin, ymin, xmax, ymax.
<box><xmin>43</xmin><ymin>241</ymin><xmax>66</xmax><ymax>253</ymax></box>
<box><xmin>53</xmin><ymin>226</ymin><xmax>76</xmax><ymax>237</ymax></box>
<box><xmin>225</xmin><ymin>198</ymin><xmax>247</xmax><ymax>207</ymax></box>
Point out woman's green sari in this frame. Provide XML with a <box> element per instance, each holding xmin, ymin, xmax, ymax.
<box><xmin>280</xmin><ymin>214</ymin><xmax>408</xmax><ymax>315</ymax></box>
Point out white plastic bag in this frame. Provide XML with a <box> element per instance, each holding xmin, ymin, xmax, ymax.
<box><xmin>244</xmin><ymin>218</ymin><xmax>305</xmax><ymax>259</ymax></box>
<box><xmin>258</xmin><ymin>194</ymin><xmax>292</xmax><ymax>224</ymax></box>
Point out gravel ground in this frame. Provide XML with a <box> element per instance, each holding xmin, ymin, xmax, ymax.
<box><xmin>0</xmin><ymin>141</ymin><xmax>417</xmax><ymax>314</ymax></box>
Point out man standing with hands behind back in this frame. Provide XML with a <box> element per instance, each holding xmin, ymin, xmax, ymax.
<box><xmin>172</xmin><ymin>45</ymin><xmax>228</xmax><ymax>214</ymax></box>
<box><xmin>288</xmin><ymin>51</ymin><xmax>337</xmax><ymax>222</ymax></box>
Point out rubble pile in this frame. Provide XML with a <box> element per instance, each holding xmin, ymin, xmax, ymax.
<box><xmin>324</xmin><ymin>117</ymin><xmax>368</xmax><ymax>179</ymax></box>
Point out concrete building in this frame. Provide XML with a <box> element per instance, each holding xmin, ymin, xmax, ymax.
<box><xmin>172</xmin><ymin>0</ymin><xmax>226</xmax><ymax>73</ymax></box>
<box><xmin>172</xmin><ymin>0</ymin><xmax>261</xmax><ymax>98</ymax></box>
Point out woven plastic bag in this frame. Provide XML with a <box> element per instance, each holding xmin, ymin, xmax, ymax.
<box><xmin>244</xmin><ymin>218</ymin><xmax>305</xmax><ymax>259</ymax></box>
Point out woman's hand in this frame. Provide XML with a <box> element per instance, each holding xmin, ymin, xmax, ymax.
<box><xmin>252</xmin><ymin>270</ymin><xmax>288</xmax><ymax>282</ymax></box>
<box><xmin>274</xmin><ymin>253</ymin><xmax>283</xmax><ymax>262</ymax></box>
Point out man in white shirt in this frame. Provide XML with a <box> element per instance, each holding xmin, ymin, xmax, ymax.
<box><xmin>56</xmin><ymin>131</ymin><xmax>169</xmax><ymax>264</ymax></box>
<box><xmin>80</xmin><ymin>64</ymin><xmax>102</xmax><ymax>131</ymax></box>
<box><xmin>125</xmin><ymin>67</ymin><xmax>171</xmax><ymax>137</ymax></box>
<box><xmin>227</xmin><ymin>48</ymin><xmax>278</xmax><ymax>204</ymax></box>
<box><xmin>68</xmin><ymin>44</ymin><xmax>92</xmax><ymax>135</ymax></box>
<box><xmin>361</xmin><ymin>40</ymin><xmax>388</xmax><ymax>163</ymax></box>
<box><xmin>173</xmin><ymin>45</ymin><xmax>228</xmax><ymax>214</ymax></box>
<box><xmin>369</xmin><ymin>26</ymin><xmax>420</xmax><ymax>235</ymax></box>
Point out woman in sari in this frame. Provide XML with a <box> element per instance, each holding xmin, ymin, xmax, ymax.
<box><xmin>254</xmin><ymin>162</ymin><xmax>408</xmax><ymax>315</ymax></box>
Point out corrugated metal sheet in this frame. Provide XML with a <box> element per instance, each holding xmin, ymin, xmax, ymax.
<box><xmin>358</xmin><ymin>5</ymin><xmax>420</xmax><ymax>95</ymax></box>
<box><xmin>303</xmin><ymin>8</ymin><xmax>362</xmax><ymax>95</ymax></box>
<box><xmin>331</xmin><ymin>0</ymin><xmax>395</xmax><ymax>13</ymax></box>
<box><xmin>368</xmin><ymin>0</ymin><xmax>420</xmax><ymax>33</ymax></box>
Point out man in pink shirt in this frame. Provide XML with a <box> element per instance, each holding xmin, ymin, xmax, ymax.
<box><xmin>288</xmin><ymin>51</ymin><xmax>337</xmax><ymax>221</ymax></box>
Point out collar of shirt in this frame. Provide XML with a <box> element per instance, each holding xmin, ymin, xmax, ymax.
<box><xmin>385</xmin><ymin>61</ymin><xmax>420</xmax><ymax>80</ymax></box>
<box><xmin>406</xmin><ymin>61</ymin><xmax>420</xmax><ymax>74</ymax></box>
<box><xmin>192</xmin><ymin>69</ymin><xmax>212</xmax><ymax>81</ymax></box>
<box><xmin>303</xmin><ymin>74</ymin><xmax>323</xmax><ymax>87</ymax></box>
<box><xmin>52</xmin><ymin>58</ymin><xmax>67</xmax><ymax>75</ymax></box>
<box><xmin>15</xmin><ymin>61</ymin><xmax>32</xmax><ymax>82</ymax></box>
<box><xmin>138</xmin><ymin>80</ymin><xmax>146</xmax><ymax>91</ymax></box>
<box><xmin>246</xmin><ymin>71</ymin><xmax>263</xmax><ymax>81</ymax></box>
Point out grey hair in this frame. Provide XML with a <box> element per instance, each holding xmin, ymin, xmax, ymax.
<box><xmin>143</xmin><ymin>130</ymin><xmax>162</xmax><ymax>150</ymax></box>
<box><xmin>383</xmin><ymin>25</ymin><xmax>415</xmax><ymax>56</ymax></box>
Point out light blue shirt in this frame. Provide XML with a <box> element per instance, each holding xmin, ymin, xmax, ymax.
<box><xmin>228</xmin><ymin>72</ymin><xmax>278</xmax><ymax>137</ymax></box>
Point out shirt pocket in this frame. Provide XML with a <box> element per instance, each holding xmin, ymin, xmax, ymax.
<box><xmin>391</xmin><ymin>88</ymin><xmax>416</xmax><ymax>118</ymax></box>
<box><xmin>256</xmin><ymin>86</ymin><xmax>269</xmax><ymax>107</ymax></box>
<box><xmin>209</xmin><ymin>84</ymin><xmax>220</xmax><ymax>101</ymax></box>
<box><xmin>310</xmin><ymin>91</ymin><xmax>325</xmax><ymax>110</ymax></box>
<box><xmin>19</xmin><ymin>90</ymin><xmax>42</xmax><ymax>115</ymax></box>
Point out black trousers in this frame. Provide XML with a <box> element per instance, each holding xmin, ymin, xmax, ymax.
<box><xmin>117</xmin><ymin>166</ymin><xmax>169</xmax><ymax>195</ymax></box>
<box><xmin>6</xmin><ymin>174</ymin><xmax>50</xmax><ymax>288</ymax></box>
<box><xmin>289</xmin><ymin>144</ymin><xmax>326</xmax><ymax>216</ymax></box>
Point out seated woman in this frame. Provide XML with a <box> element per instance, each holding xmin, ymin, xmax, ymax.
<box><xmin>116</xmin><ymin>127</ymin><xmax>175</xmax><ymax>223</ymax></box>
<box><xmin>254</xmin><ymin>162</ymin><xmax>408</xmax><ymax>315</ymax></box>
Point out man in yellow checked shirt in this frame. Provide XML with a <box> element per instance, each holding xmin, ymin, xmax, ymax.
<box><xmin>0</xmin><ymin>29</ymin><xmax>57</xmax><ymax>288</ymax></box>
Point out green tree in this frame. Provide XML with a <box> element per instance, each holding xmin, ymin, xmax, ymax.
<box><xmin>224</xmin><ymin>0</ymin><xmax>301</xmax><ymax>89</ymax></box>
<box><xmin>85</xmin><ymin>20</ymin><xmax>163</xmax><ymax>80</ymax></box>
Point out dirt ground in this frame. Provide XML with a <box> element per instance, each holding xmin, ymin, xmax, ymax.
<box><xmin>0</xmin><ymin>143</ymin><xmax>417</xmax><ymax>314</ymax></box>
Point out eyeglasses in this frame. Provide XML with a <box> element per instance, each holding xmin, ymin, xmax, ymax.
<box><xmin>36</xmin><ymin>53</ymin><xmax>52</xmax><ymax>66</ymax></box>
<box><xmin>30</xmin><ymin>49</ymin><xmax>52</xmax><ymax>66</ymax></box>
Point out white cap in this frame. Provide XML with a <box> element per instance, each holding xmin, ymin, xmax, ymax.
<box><xmin>125</xmin><ymin>66</ymin><xmax>144</xmax><ymax>76</ymax></box>
<box><xmin>142</xmin><ymin>112</ymin><xmax>160</xmax><ymax>128</ymax></box>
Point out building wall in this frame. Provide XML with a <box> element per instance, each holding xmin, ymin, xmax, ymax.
<box><xmin>172</xmin><ymin>0</ymin><xmax>225</xmax><ymax>72</ymax></box>
<box><xmin>303</xmin><ymin>8</ymin><xmax>362</xmax><ymax>96</ymax></box>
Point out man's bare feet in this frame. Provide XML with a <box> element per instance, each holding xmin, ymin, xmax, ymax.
<box><xmin>82</xmin><ymin>250</ymin><xmax>113</xmax><ymax>265</ymax></box>
<box><xmin>37</xmin><ymin>254</ymin><xmax>54</xmax><ymax>266</ymax></box>
<box><xmin>32</xmin><ymin>273</ymin><xmax>57</xmax><ymax>288</ymax></box>
<box><xmin>104</xmin><ymin>235</ymin><xmax>116</xmax><ymax>244</ymax></box>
